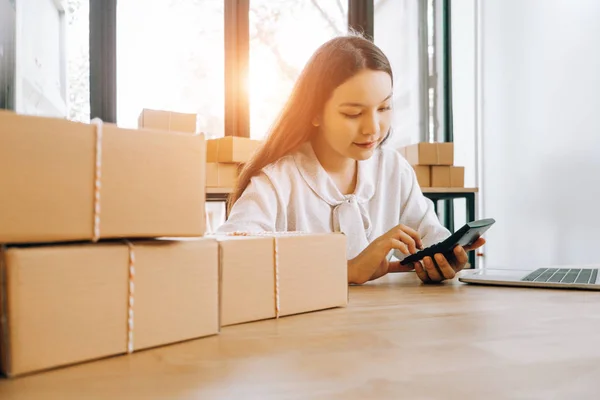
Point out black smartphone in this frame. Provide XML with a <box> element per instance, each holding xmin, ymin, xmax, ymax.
<box><xmin>400</xmin><ymin>218</ymin><xmax>496</xmax><ymax>265</ymax></box>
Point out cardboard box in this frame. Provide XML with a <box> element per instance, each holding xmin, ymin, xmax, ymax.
<box><xmin>0</xmin><ymin>113</ymin><xmax>206</xmax><ymax>243</ymax></box>
<box><xmin>412</xmin><ymin>165</ymin><xmax>431</xmax><ymax>187</ymax></box>
<box><xmin>431</xmin><ymin>166</ymin><xmax>465</xmax><ymax>187</ymax></box>
<box><xmin>206</xmin><ymin>163</ymin><xmax>241</xmax><ymax>188</ymax></box>
<box><xmin>404</xmin><ymin>142</ymin><xmax>454</xmax><ymax>166</ymax></box>
<box><xmin>207</xmin><ymin>137</ymin><xmax>262</xmax><ymax>163</ymax></box>
<box><xmin>218</xmin><ymin>236</ymin><xmax>276</xmax><ymax>326</ymax></box>
<box><xmin>450</xmin><ymin>166</ymin><xmax>465</xmax><ymax>187</ymax></box>
<box><xmin>0</xmin><ymin>238</ymin><xmax>219</xmax><ymax>377</ymax></box>
<box><xmin>216</xmin><ymin>233</ymin><xmax>348</xmax><ymax>327</ymax></box>
<box><xmin>138</xmin><ymin>108</ymin><xmax>197</xmax><ymax>133</ymax></box>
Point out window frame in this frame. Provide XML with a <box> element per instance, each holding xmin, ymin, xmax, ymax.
<box><xmin>86</xmin><ymin>0</ymin><xmax>451</xmax><ymax>143</ymax></box>
<box><xmin>0</xmin><ymin>1</ymin><xmax>450</xmax><ymax>144</ymax></box>
<box><xmin>0</xmin><ymin>0</ymin><xmax>16</xmax><ymax>111</ymax></box>
<box><xmin>88</xmin><ymin>0</ymin><xmax>378</xmax><ymax>135</ymax></box>
<box><xmin>90</xmin><ymin>0</ymin><xmax>117</xmax><ymax>122</ymax></box>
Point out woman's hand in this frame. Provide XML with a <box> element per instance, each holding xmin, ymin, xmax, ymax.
<box><xmin>348</xmin><ymin>224</ymin><xmax>423</xmax><ymax>284</ymax></box>
<box><xmin>410</xmin><ymin>237</ymin><xmax>486</xmax><ymax>284</ymax></box>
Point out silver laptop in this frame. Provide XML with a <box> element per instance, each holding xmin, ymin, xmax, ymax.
<box><xmin>459</xmin><ymin>267</ymin><xmax>600</xmax><ymax>290</ymax></box>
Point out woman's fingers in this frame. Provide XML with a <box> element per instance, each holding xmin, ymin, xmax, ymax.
<box><xmin>388</xmin><ymin>224</ymin><xmax>423</xmax><ymax>251</ymax></box>
<box><xmin>433</xmin><ymin>253</ymin><xmax>456</xmax><ymax>280</ymax></box>
<box><xmin>423</xmin><ymin>256</ymin><xmax>443</xmax><ymax>282</ymax></box>
<box><xmin>451</xmin><ymin>246</ymin><xmax>469</xmax><ymax>271</ymax></box>
<box><xmin>388</xmin><ymin>238</ymin><xmax>410</xmax><ymax>255</ymax></box>
<box><xmin>464</xmin><ymin>237</ymin><xmax>486</xmax><ymax>251</ymax></box>
<box><xmin>396</xmin><ymin>230</ymin><xmax>418</xmax><ymax>254</ymax></box>
<box><xmin>414</xmin><ymin>261</ymin><xmax>430</xmax><ymax>283</ymax></box>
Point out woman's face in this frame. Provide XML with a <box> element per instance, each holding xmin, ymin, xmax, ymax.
<box><xmin>316</xmin><ymin>69</ymin><xmax>393</xmax><ymax>161</ymax></box>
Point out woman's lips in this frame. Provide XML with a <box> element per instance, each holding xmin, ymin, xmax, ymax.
<box><xmin>353</xmin><ymin>141</ymin><xmax>377</xmax><ymax>149</ymax></box>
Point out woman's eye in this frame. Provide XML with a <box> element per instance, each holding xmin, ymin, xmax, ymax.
<box><xmin>379</xmin><ymin>106</ymin><xmax>392</xmax><ymax>112</ymax></box>
<box><xmin>342</xmin><ymin>113</ymin><xmax>361</xmax><ymax>119</ymax></box>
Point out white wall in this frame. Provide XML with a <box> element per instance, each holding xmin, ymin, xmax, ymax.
<box><xmin>481</xmin><ymin>0</ymin><xmax>600</xmax><ymax>268</ymax></box>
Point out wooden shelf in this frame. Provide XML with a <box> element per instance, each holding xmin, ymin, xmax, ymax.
<box><xmin>206</xmin><ymin>187</ymin><xmax>234</xmax><ymax>194</ymax></box>
<box><xmin>421</xmin><ymin>187</ymin><xmax>478</xmax><ymax>193</ymax></box>
<box><xmin>206</xmin><ymin>187</ymin><xmax>478</xmax><ymax>195</ymax></box>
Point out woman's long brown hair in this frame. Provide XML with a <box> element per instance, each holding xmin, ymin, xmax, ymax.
<box><xmin>228</xmin><ymin>34</ymin><xmax>393</xmax><ymax>211</ymax></box>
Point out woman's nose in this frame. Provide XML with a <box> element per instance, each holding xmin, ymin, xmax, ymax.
<box><xmin>361</xmin><ymin>112</ymin><xmax>380</xmax><ymax>136</ymax></box>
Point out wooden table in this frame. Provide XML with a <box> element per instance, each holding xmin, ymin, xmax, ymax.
<box><xmin>2</xmin><ymin>271</ymin><xmax>600</xmax><ymax>399</ymax></box>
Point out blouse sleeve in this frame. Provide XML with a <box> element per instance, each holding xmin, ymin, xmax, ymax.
<box><xmin>393</xmin><ymin>165</ymin><xmax>452</xmax><ymax>260</ymax></box>
<box><xmin>216</xmin><ymin>172</ymin><xmax>280</xmax><ymax>233</ymax></box>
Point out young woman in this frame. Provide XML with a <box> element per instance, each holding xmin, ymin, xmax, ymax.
<box><xmin>217</xmin><ymin>34</ymin><xmax>485</xmax><ymax>284</ymax></box>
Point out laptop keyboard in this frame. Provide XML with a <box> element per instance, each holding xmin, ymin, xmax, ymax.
<box><xmin>522</xmin><ymin>268</ymin><xmax>598</xmax><ymax>284</ymax></box>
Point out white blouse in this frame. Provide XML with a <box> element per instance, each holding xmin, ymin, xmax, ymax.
<box><xmin>217</xmin><ymin>142</ymin><xmax>451</xmax><ymax>261</ymax></box>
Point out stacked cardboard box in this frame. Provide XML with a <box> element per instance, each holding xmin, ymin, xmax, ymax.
<box><xmin>215</xmin><ymin>233</ymin><xmax>347</xmax><ymax>327</ymax></box>
<box><xmin>0</xmin><ymin>239</ymin><xmax>220</xmax><ymax>377</ymax></box>
<box><xmin>137</xmin><ymin>109</ymin><xmax>262</xmax><ymax>188</ymax></box>
<box><xmin>205</xmin><ymin>137</ymin><xmax>262</xmax><ymax>188</ymax></box>
<box><xmin>138</xmin><ymin>108</ymin><xmax>197</xmax><ymax>134</ymax></box>
<box><xmin>0</xmin><ymin>110</ymin><xmax>348</xmax><ymax>378</ymax></box>
<box><xmin>399</xmin><ymin>142</ymin><xmax>465</xmax><ymax>188</ymax></box>
<box><xmin>137</xmin><ymin>109</ymin><xmax>243</xmax><ymax>187</ymax></box>
<box><xmin>0</xmin><ymin>111</ymin><xmax>220</xmax><ymax>377</ymax></box>
<box><xmin>1</xmin><ymin>112</ymin><xmax>207</xmax><ymax>243</ymax></box>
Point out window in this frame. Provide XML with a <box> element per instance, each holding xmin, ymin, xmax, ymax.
<box><xmin>248</xmin><ymin>0</ymin><xmax>348</xmax><ymax>139</ymax></box>
<box><xmin>66</xmin><ymin>0</ymin><xmax>90</xmax><ymax>122</ymax></box>
<box><xmin>116</xmin><ymin>0</ymin><xmax>225</xmax><ymax>137</ymax></box>
<box><xmin>15</xmin><ymin>0</ymin><xmax>66</xmax><ymax>118</ymax></box>
<box><xmin>11</xmin><ymin>0</ymin><xmax>89</xmax><ymax>120</ymax></box>
<box><xmin>374</xmin><ymin>0</ymin><xmax>422</xmax><ymax>148</ymax></box>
